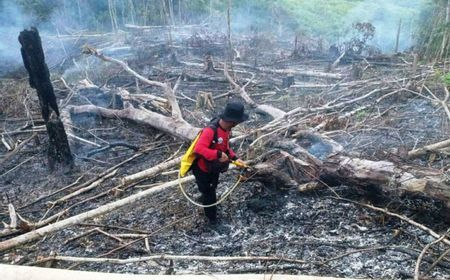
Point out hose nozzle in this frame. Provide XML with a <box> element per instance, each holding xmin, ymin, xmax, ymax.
<box><xmin>231</xmin><ymin>160</ymin><xmax>249</xmax><ymax>169</ymax></box>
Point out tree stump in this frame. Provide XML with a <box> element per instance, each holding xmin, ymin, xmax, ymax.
<box><xmin>196</xmin><ymin>91</ymin><xmax>214</xmax><ymax>110</ymax></box>
<box><xmin>19</xmin><ymin>28</ymin><xmax>73</xmax><ymax>170</ymax></box>
<box><xmin>351</xmin><ymin>63</ymin><xmax>363</xmax><ymax>80</ymax></box>
<box><xmin>203</xmin><ymin>52</ymin><xmax>216</xmax><ymax>73</ymax></box>
<box><xmin>46</xmin><ymin>119</ymin><xmax>74</xmax><ymax>170</ymax></box>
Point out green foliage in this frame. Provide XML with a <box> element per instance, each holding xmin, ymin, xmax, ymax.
<box><xmin>0</xmin><ymin>0</ymin><xmax>429</xmax><ymax>50</ymax></box>
<box><xmin>444</xmin><ymin>72</ymin><xmax>450</xmax><ymax>85</ymax></box>
<box><xmin>415</xmin><ymin>0</ymin><xmax>449</xmax><ymax>59</ymax></box>
<box><xmin>434</xmin><ymin>68</ymin><xmax>450</xmax><ymax>85</ymax></box>
<box><xmin>281</xmin><ymin>0</ymin><xmax>359</xmax><ymax>38</ymax></box>
<box><xmin>355</xmin><ymin>109</ymin><xmax>367</xmax><ymax>122</ymax></box>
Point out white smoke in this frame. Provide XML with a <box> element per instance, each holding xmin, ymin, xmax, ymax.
<box><xmin>344</xmin><ymin>0</ymin><xmax>424</xmax><ymax>52</ymax></box>
<box><xmin>211</xmin><ymin>0</ymin><xmax>425</xmax><ymax>54</ymax></box>
<box><xmin>0</xmin><ymin>1</ymin><xmax>27</xmax><ymax>65</ymax></box>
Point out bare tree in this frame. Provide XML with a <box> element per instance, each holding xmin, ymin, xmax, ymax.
<box><xmin>108</xmin><ymin>0</ymin><xmax>119</xmax><ymax>33</ymax></box>
<box><xmin>440</xmin><ymin>0</ymin><xmax>450</xmax><ymax>59</ymax></box>
<box><xmin>395</xmin><ymin>19</ymin><xmax>402</xmax><ymax>53</ymax></box>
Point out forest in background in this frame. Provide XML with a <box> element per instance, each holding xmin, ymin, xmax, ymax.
<box><xmin>0</xmin><ymin>0</ymin><xmax>449</xmax><ymax>59</ymax></box>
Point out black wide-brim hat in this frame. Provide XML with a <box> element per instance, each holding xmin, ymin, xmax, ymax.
<box><xmin>220</xmin><ymin>102</ymin><xmax>249</xmax><ymax>123</ymax></box>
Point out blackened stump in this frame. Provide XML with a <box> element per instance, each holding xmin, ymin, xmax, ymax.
<box><xmin>46</xmin><ymin>119</ymin><xmax>74</xmax><ymax>170</ymax></box>
<box><xmin>19</xmin><ymin>28</ymin><xmax>59</xmax><ymax>122</ymax></box>
<box><xmin>18</xmin><ymin>28</ymin><xmax>73</xmax><ymax>169</ymax></box>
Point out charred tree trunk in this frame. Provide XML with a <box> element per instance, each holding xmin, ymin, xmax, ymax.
<box><xmin>46</xmin><ymin>120</ymin><xmax>74</xmax><ymax>169</ymax></box>
<box><xmin>18</xmin><ymin>28</ymin><xmax>73</xmax><ymax>169</ymax></box>
<box><xmin>19</xmin><ymin>29</ymin><xmax>59</xmax><ymax>122</ymax></box>
<box><xmin>246</xmin><ymin>136</ymin><xmax>450</xmax><ymax>213</ymax></box>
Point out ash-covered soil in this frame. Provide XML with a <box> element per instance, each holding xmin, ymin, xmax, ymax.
<box><xmin>3</xmin><ymin>166</ymin><xmax>450</xmax><ymax>279</ymax></box>
<box><xmin>1</xmin><ymin>30</ymin><xmax>449</xmax><ymax>279</ymax></box>
<box><xmin>1</xmin><ymin>111</ymin><xmax>449</xmax><ymax>279</ymax></box>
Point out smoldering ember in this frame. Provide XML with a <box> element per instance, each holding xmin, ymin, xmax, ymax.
<box><xmin>0</xmin><ymin>1</ymin><xmax>450</xmax><ymax>280</ymax></box>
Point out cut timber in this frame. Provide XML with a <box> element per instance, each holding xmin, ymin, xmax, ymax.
<box><xmin>408</xmin><ymin>138</ymin><xmax>450</xmax><ymax>158</ymax></box>
<box><xmin>67</xmin><ymin>88</ymin><xmax>448</xmax><ymax>210</ymax></box>
<box><xmin>247</xmin><ymin>140</ymin><xmax>450</xmax><ymax>209</ymax></box>
<box><xmin>224</xmin><ymin>63</ymin><xmax>285</xmax><ymax>119</ymax></box>
<box><xmin>82</xmin><ymin>46</ymin><xmax>185</xmax><ymax>119</ymax></box>
<box><xmin>1</xmin><ymin>264</ymin><xmax>361</xmax><ymax>280</ymax></box>
<box><xmin>67</xmin><ymin>105</ymin><xmax>199</xmax><ymax>142</ymax></box>
<box><xmin>323</xmin><ymin>155</ymin><xmax>450</xmax><ymax>208</ymax></box>
<box><xmin>266</xmin><ymin>88</ymin><xmax>388</xmax><ymax>130</ymax></box>
<box><xmin>0</xmin><ymin>176</ymin><xmax>195</xmax><ymax>252</ymax></box>
<box><xmin>196</xmin><ymin>91</ymin><xmax>215</xmax><ymax>110</ymax></box>
<box><xmin>243</xmin><ymin>65</ymin><xmax>344</xmax><ymax>80</ymax></box>
<box><xmin>124</xmin><ymin>23</ymin><xmax>203</xmax><ymax>30</ymax></box>
<box><xmin>122</xmin><ymin>156</ymin><xmax>183</xmax><ymax>185</ymax></box>
<box><xmin>36</xmin><ymin>254</ymin><xmax>308</xmax><ymax>265</ymax></box>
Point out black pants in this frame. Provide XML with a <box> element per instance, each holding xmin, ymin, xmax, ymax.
<box><xmin>192</xmin><ymin>164</ymin><xmax>220</xmax><ymax>221</ymax></box>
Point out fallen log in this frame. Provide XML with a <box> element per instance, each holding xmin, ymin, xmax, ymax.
<box><xmin>122</xmin><ymin>156</ymin><xmax>182</xmax><ymax>185</ymax></box>
<box><xmin>1</xmin><ymin>264</ymin><xmax>361</xmax><ymax>280</ymax></box>
<box><xmin>265</xmin><ymin>69</ymin><xmax>343</xmax><ymax>80</ymax></box>
<box><xmin>0</xmin><ymin>133</ymin><xmax>37</xmax><ymax>166</ymax></box>
<box><xmin>224</xmin><ymin>63</ymin><xmax>285</xmax><ymax>119</ymax></box>
<box><xmin>82</xmin><ymin>46</ymin><xmax>179</xmax><ymax>116</ymax></box>
<box><xmin>5</xmin><ymin>49</ymin><xmax>444</xmax><ymax>257</ymax></box>
<box><xmin>2</xmin><ymin>110</ymin><xmax>449</xmax><ymax>252</ymax></box>
<box><xmin>124</xmin><ymin>23</ymin><xmax>204</xmax><ymax>30</ymax></box>
<box><xmin>233</xmin><ymin>62</ymin><xmax>344</xmax><ymax>80</ymax></box>
<box><xmin>68</xmin><ymin>84</ymin><xmax>448</xmax><ymax>210</ymax></box>
<box><xmin>67</xmin><ymin>105</ymin><xmax>199</xmax><ymax>142</ymax></box>
<box><xmin>0</xmin><ymin>176</ymin><xmax>195</xmax><ymax>252</ymax></box>
<box><xmin>323</xmin><ymin>155</ymin><xmax>450</xmax><ymax>208</ymax></box>
<box><xmin>408</xmin><ymin>138</ymin><xmax>450</xmax><ymax>159</ymax></box>
<box><xmin>34</xmin><ymin>254</ymin><xmax>308</xmax><ymax>266</ymax></box>
<box><xmin>246</xmin><ymin>138</ymin><xmax>450</xmax><ymax>210</ymax></box>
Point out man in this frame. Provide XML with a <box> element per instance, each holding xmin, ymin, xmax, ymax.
<box><xmin>193</xmin><ymin>101</ymin><xmax>248</xmax><ymax>223</ymax></box>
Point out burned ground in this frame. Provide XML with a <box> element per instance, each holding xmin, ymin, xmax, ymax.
<box><xmin>1</xmin><ymin>28</ymin><xmax>449</xmax><ymax>279</ymax></box>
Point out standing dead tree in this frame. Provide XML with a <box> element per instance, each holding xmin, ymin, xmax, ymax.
<box><xmin>441</xmin><ymin>0</ymin><xmax>450</xmax><ymax>59</ymax></box>
<box><xmin>18</xmin><ymin>28</ymin><xmax>73</xmax><ymax>170</ymax></box>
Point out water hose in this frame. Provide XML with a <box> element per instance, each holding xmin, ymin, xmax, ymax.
<box><xmin>178</xmin><ymin>161</ymin><xmax>248</xmax><ymax>208</ymax></box>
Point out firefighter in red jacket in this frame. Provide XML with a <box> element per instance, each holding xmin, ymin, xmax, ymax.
<box><xmin>193</xmin><ymin>102</ymin><xmax>248</xmax><ymax>223</ymax></box>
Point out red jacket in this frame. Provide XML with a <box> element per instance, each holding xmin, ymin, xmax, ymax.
<box><xmin>194</xmin><ymin>124</ymin><xmax>237</xmax><ymax>173</ymax></box>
